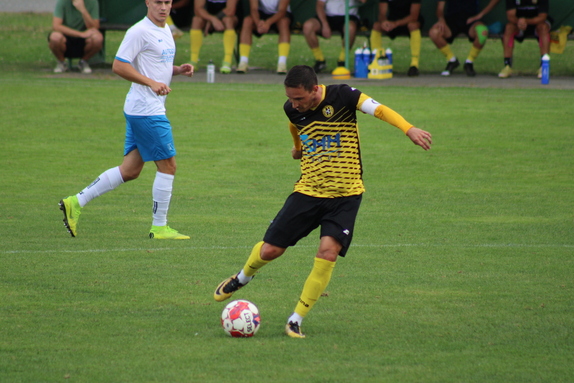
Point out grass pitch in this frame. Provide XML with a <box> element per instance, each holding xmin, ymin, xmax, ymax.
<box><xmin>1</xmin><ymin>11</ymin><xmax>573</xmax><ymax>383</ymax></box>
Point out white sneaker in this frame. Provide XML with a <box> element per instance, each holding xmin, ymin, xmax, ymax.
<box><xmin>54</xmin><ymin>61</ymin><xmax>68</xmax><ymax>73</ymax></box>
<box><xmin>236</xmin><ymin>61</ymin><xmax>248</xmax><ymax>73</ymax></box>
<box><xmin>78</xmin><ymin>60</ymin><xmax>92</xmax><ymax>74</ymax></box>
<box><xmin>277</xmin><ymin>62</ymin><xmax>287</xmax><ymax>74</ymax></box>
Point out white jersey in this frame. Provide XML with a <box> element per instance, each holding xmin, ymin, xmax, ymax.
<box><xmin>115</xmin><ymin>17</ymin><xmax>175</xmax><ymax>116</ymax></box>
<box><xmin>259</xmin><ymin>0</ymin><xmax>280</xmax><ymax>14</ymax></box>
<box><xmin>319</xmin><ymin>0</ymin><xmax>360</xmax><ymax>17</ymax></box>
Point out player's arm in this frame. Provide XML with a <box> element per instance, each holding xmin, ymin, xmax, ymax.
<box><xmin>263</xmin><ymin>0</ymin><xmax>290</xmax><ymax>26</ymax></box>
<box><xmin>392</xmin><ymin>3</ymin><xmax>420</xmax><ymax>27</ymax></box>
<box><xmin>467</xmin><ymin>0</ymin><xmax>500</xmax><ymax>24</ymax></box>
<box><xmin>357</xmin><ymin>94</ymin><xmax>432</xmax><ymax>150</ymax></box>
<box><xmin>289</xmin><ymin>122</ymin><xmax>302</xmax><ymax>159</ymax></box>
<box><xmin>223</xmin><ymin>0</ymin><xmax>239</xmax><ymax>17</ymax></box>
<box><xmin>112</xmin><ymin>59</ymin><xmax>171</xmax><ymax>96</ymax></box>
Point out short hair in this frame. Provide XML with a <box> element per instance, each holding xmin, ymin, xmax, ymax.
<box><xmin>284</xmin><ymin>65</ymin><xmax>318</xmax><ymax>92</ymax></box>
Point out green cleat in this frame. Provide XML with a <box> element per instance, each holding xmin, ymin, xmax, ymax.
<box><xmin>59</xmin><ymin>195</ymin><xmax>82</xmax><ymax>237</ymax></box>
<box><xmin>149</xmin><ymin>225</ymin><xmax>190</xmax><ymax>240</ymax></box>
<box><xmin>214</xmin><ymin>273</ymin><xmax>246</xmax><ymax>302</ymax></box>
<box><xmin>285</xmin><ymin>321</ymin><xmax>306</xmax><ymax>338</ymax></box>
<box><xmin>220</xmin><ymin>62</ymin><xmax>231</xmax><ymax>74</ymax></box>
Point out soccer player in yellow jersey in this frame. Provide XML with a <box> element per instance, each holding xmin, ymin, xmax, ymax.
<box><xmin>214</xmin><ymin>65</ymin><xmax>432</xmax><ymax>338</ymax></box>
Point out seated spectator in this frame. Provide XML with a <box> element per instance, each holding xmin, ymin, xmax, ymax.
<box><xmin>237</xmin><ymin>0</ymin><xmax>292</xmax><ymax>75</ymax></box>
<box><xmin>498</xmin><ymin>0</ymin><xmax>550</xmax><ymax>79</ymax></box>
<box><xmin>167</xmin><ymin>0</ymin><xmax>192</xmax><ymax>39</ymax></box>
<box><xmin>48</xmin><ymin>0</ymin><xmax>103</xmax><ymax>74</ymax></box>
<box><xmin>429</xmin><ymin>0</ymin><xmax>500</xmax><ymax>77</ymax></box>
<box><xmin>303</xmin><ymin>0</ymin><xmax>367</xmax><ymax>73</ymax></box>
<box><xmin>370</xmin><ymin>0</ymin><xmax>424</xmax><ymax>77</ymax></box>
<box><xmin>190</xmin><ymin>0</ymin><xmax>240</xmax><ymax>74</ymax></box>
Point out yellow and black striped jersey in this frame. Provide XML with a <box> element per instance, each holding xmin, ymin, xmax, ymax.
<box><xmin>284</xmin><ymin>84</ymin><xmax>365</xmax><ymax>198</ymax></box>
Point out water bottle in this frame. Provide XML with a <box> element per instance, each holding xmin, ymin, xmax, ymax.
<box><xmin>207</xmin><ymin>60</ymin><xmax>215</xmax><ymax>83</ymax></box>
<box><xmin>541</xmin><ymin>54</ymin><xmax>550</xmax><ymax>85</ymax></box>
<box><xmin>363</xmin><ymin>47</ymin><xmax>371</xmax><ymax>76</ymax></box>
<box><xmin>354</xmin><ymin>47</ymin><xmax>365</xmax><ymax>78</ymax></box>
<box><xmin>385</xmin><ymin>48</ymin><xmax>393</xmax><ymax>65</ymax></box>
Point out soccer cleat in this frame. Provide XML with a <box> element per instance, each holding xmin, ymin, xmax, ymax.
<box><xmin>59</xmin><ymin>195</ymin><xmax>82</xmax><ymax>237</ymax></box>
<box><xmin>277</xmin><ymin>62</ymin><xmax>287</xmax><ymax>75</ymax></box>
<box><xmin>285</xmin><ymin>321</ymin><xmax>306</xmax><ymax>338</ymax></box>
<box><xmin>407</xmin><ymin>66</ymin><xmax>419</xmax><ymax>77</ymax></box>
<box><xmin>78</xmin><ymin>60</ymin><xmax>92</xmax><ymax>74</ymax></box>
<box><xmin>441</xmin><ymin>59</ymin><xmax>460</xmax><ymax>76</ymax></box>
<box><xmin>537</xmin><ymin>66</ymin><xmax>542</xmax><ymax>79</ymax></box>
<box><xmin>313</xmin><ymin>60</ymin><xmax>327</xmax><ymax>74</ymax></box>
<box><xmin>214</xmin><ymin>273</ymin><xmax>247</xmax><ymax>302</ymax></box>
<box><xmin>220</xmin><ymin>62</ymin><xmax>231</xmax><ymax>74</ymax></box>
<box><xmin>54</xmin><ymin>61</ymin><xmax>68</xmax><ymax>73</ymax></box>
<box><xmin>498</xmin><ymin>65</ymin><xmax>513</xmax><ymax>78</ymax></box>
<box><xmin>464</xmin><ymin>62</ymin><xmax>476</xmax><ymax>77</ymax></box>
<box><xmin>236</xmin><ymin>61</ymin><xmax>248</xmax><ymax>73</ymax></box>
<box><xmin>149</xmin><ymin>225</ymin><xmax>190</xmax><ymax>239</ymax></box>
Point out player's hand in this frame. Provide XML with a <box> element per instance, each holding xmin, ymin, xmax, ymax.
<box><xmin>72</xmin><ymin>0</ymin><xmax>86</xmax><ymax>12</ymax></box>
<box><xmin>406</xmin><ymin>127</ymin><xmax>432</xmax><ymax>151</ymax></box>
<box><xmin>517</xmin><ymin>17</ymin><xmax>527</xmax><ymax>31</ymax></box>
<box><xmin>322</xmin><ymin>25</ymin><xmax>332</xmax><ymax>39</ymax></box>
<box><xmin>292</xmin><ymin>147</ymin><xmax>302</xmax><ymax>159</ymax></box>
<box><xmin>382</xmin><ymin>20</ymin><xmax>395</xmax><ymax>32</ymax></box>
<box><xmin>152</xmin><ymin>81</ymin><xmax>171</xmax><ymax>96</ymax></box>
<box><xmin>177</xmin><ymin>63</ymin><xmax>194</xmax><ymax>77</ymax></box>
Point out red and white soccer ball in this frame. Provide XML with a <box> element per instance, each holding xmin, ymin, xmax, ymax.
<box><xmin>221</xmin><ymin>299</ymin><xmax>261</xmax><ymax>337</ymax></box>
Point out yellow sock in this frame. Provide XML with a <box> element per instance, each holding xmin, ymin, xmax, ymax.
<box><xmin>466</xmin><ymin>46</ymin><xmax>482</xmax><ymax>63</ymax></box>
<box><xmin>239</xmin><ymin>43</ymin><xmax>251</xmax><ymax>60</ymax></box>
<box><xmin>410</xmin><ymin>29</ymin><xmax>421</xmax><ymax>67</ymax></box>
<box><xmin>338</xmin><ymin>48</ymin><xmax>346</xmax><ymax>63</ymax></box>
<box><xmin>370</xmin><ymin>29</ymin><xmax>383</xmax><ymax>53</ymax></box>
<box><xmin>242</xmin><ymin>241</ymin><xmax>270</xmax><ymax>277</ymax></box>
<box><xmin>223</xmin><ymin>29</ymin><xmax>237</xmax><ymax>64</ymax></box>
<box><xmin>312</xmin><ymin>47</ymin><xmax>324</xmax><ymax>62</ymax></box>
<box><xmin>294</xmin><ymin>258</ymin><xmax>335</xmax><ymax>318</ymax></box>
<box><xmin>190</xmin><ymin>29</ymin><xmax>203</xmax><ymax>63</ymax></box>
<box><xmin>278</xmin><ymin>42</ymin><xmax>290</xmax><ymax>58</ymax></box>
<box><xmin>439</xmin><ymin>45</ymin><xmax>455</xmax><ymax>61</ymax></box>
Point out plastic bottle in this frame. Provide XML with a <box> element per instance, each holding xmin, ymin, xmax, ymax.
<box><xmin>354</xmin><ymin>47</ymin><xmax>365</xmax><ymax>78</ymax></box>
<box><xmin>385</xmin><ymin>48</ymin><xmax>393</xmax><ymax>65</ymax></box>
<box><xmin>363</xmin><ymin>47</ymin><xmax>371</xmax><ymax>75</ymax></box>
<box><xmin>541</xmin><ymin>54</ymin><xmax>550</xmax><ymax>85</ymax></box>
<box><xmin>207</xmin><ymin>60</ymin><xmax>215</xmax><ymax>83</ymax></box>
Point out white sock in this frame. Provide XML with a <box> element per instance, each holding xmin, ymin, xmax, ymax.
<box><xmin>152</xmin><ymin>171</ymin><xmax>174</xmax><ymax>227</ymax></box>
<box><xmin>278</xmin><ymin>56</ymin><xmax>287</xmax><ymax>64</ymax></box>
<box><xmin>288</xmin><ymin>312</ymin><xmax>304</xmax><ymax>326</ymax></box>
<box><xmin>237</xmin><ymin>270</ymin><xmax>253</xmax><ymax>285</ymax></box>
<box><xmin>449</xmin><ymin>56</ymin><xmax>458</xmax><ymax>62</ymax></box>
<box><xmin>77</xmin><ymin>166</ymin><xmax>124</xmax><ymax>207</ymax></box>
<box><xmin>240</xmin><ymin>56</ymin><xmax>249</xmax><ymax>64</ymax></box>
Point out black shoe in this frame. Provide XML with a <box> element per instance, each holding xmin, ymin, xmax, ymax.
<box><xmin>214</xmin><ymin>273</ymin><xmax>247</xmax><ymax>302</ymax></box>
<box><xmin>313</xmin><ymin>60</ymin><xmax>327</xmax><ymax>73</ymax></box>
<box><xmin>407</xmin><ymin>66</ymin><xmax>419</xmax><ymax>77</ymax></box>
<box><xmin>441</xmin><ymin>59</ymin><xmax>460</xmax><ymax>76</ymax></box>
<box><xmin>285</xmin><ymin>321</ymin><xmax>306</xmax><ymax>338</ymax></box>
<box><xmin>336</xmin><ymin>61</ymin><xmax>345</xmax><ymax>67</ymax></box>
<box><xmin>464</xmin><ymin>62</ymin><xmax>476</xmax><ymax>77</ymax></box>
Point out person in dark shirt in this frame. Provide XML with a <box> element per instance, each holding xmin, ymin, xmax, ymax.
<box><xmin>498</xmin><ymin>0</ymin><xmax>551</xmax><ymax>79</ymax></box>
<box><xmin>429</xmin><ymin>0</ymin><xmax>501</xmax><ymax>76</ymax></box>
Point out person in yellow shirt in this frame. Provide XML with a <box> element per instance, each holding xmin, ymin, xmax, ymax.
<box><xmin>214</xmin><ymin>65</ymin><xmax>432</xmax><ymax>338</ymax></box>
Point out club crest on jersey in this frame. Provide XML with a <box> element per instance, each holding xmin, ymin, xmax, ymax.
<box><xmin>322</xmin><ymin>105</ymin><xmax>334</xmax><ymax>118</ymax></box>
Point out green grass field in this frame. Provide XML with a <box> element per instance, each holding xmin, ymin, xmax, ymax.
<box><xmin>1</xmin><ymin>11</ymin><xmax>574</xmax><ymax>383</ymax></box>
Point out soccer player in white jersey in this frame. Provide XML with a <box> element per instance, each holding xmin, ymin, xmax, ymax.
<box><xmin>59</xmin><ymin>0</ymin><xmax>194</xmax><ymax>240</ymax></box>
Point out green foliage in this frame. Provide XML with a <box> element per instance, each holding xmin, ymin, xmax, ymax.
<box><xmin>0</xmin><ymin>11</ymin><xmax>573</xmax><ymax>383</ymax></box>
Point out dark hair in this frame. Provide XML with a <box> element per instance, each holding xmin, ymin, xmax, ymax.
<box><xmin>284</xmin><ymin>65</ymin><xmax>318</xmax><ymax>92</ymax></box>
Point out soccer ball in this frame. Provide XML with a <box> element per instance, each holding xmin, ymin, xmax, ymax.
<box><xmin>221</xmin><ymin>299</ymin><xmax>261</xmax><ymax>337</ymax></box>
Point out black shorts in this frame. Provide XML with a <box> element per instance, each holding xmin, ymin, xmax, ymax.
<box><xmin>319</xmin><ymin>15</ymin><xmax>361</xmax><ymax>37</ymax></box>
<box><xmin>47</xmin><ymin>33</ymin><xmax>86</xmax><ymax>57</ymax></box>
<box><xmin>514</xmin><ymin>19</ymin><xmax>553</xmax><ymax>43</ymax></box>
<box><xmin>263</xmin><ymin>192</ymin><xmax>363</xmax><ymax>257</ymax></box>
<box><xmin>445</xmin><ymin>13</ymin><xmax>475</xmax><ymax>44</ymax></box>
<box><xmin>386</xmin><ymin>16</ymin><xmax>425</xmax><ymax>39</ymax></box>
<box><xmin>253</xmin><ymin>10</ymin><xmax>293</xmax><ymax>37</ymax></box>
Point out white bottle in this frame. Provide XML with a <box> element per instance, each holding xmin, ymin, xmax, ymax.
<box><xmin>207</xmin><ymin>60</ymin><xmax>215</xmax><ymax>83</ymax></box>
<box><xmin>541</xmin><ymin>54</ymin><xmax>550</xmax><ymax>85</ymax></box>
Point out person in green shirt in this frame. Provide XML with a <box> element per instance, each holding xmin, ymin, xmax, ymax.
<box><xmin>48</xmin><ymin>0</ymin><xmax>103</xmax><ymax>74</ymax></box>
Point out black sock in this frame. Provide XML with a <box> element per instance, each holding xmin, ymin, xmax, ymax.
<box><xmin>504</xmin><ymin>58</ymin><xmax>512</xmax><ymax>67</ymax></box>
